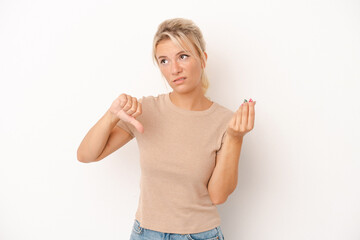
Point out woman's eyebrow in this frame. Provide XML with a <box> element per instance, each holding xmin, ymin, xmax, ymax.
<box><xmin>157</xmin><ymin>50</ymin><xmax>188</xmax><ymax>59</ymax></box>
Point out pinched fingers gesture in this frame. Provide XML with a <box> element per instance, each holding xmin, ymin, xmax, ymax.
<box><xmin>226</xmin><ymin>99</ymin><xmax>256</xmax><ymax>139</ymax></box>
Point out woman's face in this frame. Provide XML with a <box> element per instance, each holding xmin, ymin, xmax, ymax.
<box><xmin>155</xmin><ymin>39</ymin><xmax>206</xmax><ymax>94</ymax></box>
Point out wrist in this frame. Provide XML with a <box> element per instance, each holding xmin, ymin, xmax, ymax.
<box><xmin>106</xmin><ymin>109</ymin><xmax>120</xmax><ymax>124</ymax></box>
<box><xmin>226</xmin><ymin>131</ymin><xmax>244</xmax><ymax>144</ymax></box>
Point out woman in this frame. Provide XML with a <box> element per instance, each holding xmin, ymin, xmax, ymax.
<box><xmin>77</xmin><ymin>18</ymin><xmax>256</xmax><ymax>240</ymax></box>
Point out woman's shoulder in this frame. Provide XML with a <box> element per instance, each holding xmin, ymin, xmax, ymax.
<box><xmin>138</xmin><ymin>93</ymin><xmax>166</xmax><ymax>104</ymax></box>
<box><xmin>213</xmin><ymin>101</ymin><xmax>235</xmax><ymax>116</ymax></box>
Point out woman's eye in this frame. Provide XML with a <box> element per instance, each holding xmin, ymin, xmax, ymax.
<box><xmin>160</xmin><ymin>59</ymin><xmax>168</xmax><ymax>64</ymax></box>
<box><xmin>180</xmin><ymin>54</ymin><xmax>189</xmax><ymax>60</ymax></box>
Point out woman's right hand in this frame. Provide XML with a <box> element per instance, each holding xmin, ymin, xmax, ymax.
<box><xmin>109</xmin><ymin>93</ymin><xmax>144</xmax><ymax>133</ymax></box>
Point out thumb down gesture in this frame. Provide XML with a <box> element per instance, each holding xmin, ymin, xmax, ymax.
<box><xmin>109</xmin><ymin>93</ymin><xmax>144</xmax><ymax>134</ymax></box>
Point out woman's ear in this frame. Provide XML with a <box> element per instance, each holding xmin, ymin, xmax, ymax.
<box><xmin>202</xmin><ymin>51</ymin><xmax>208</xmax><ymax>68</ymax></box>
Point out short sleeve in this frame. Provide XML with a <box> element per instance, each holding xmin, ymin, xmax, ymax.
<box><xmin>215</xmin><ymin>129</ymin><xmax>227</xmax><ymax>154</ymax></box>
<box><xmin>215</xmin><ymin>108</ymin><xmax>234</xmax><ymax>154</ymax></box>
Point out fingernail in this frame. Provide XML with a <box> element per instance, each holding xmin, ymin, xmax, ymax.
<box><xmin>249</xmin><ymin>98</ymin><xmax>253</xmax><ymax>102</ymax></box>
<box><xmin>244</xmin><ymin>99</ymin><xmax>247</xmax><ymax>103</ymax></box>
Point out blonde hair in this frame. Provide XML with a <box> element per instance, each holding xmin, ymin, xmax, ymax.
<box><xmin>152</xmin><ymin>18</ymin><xmax>210</xmax><ymax>95</ymax></box>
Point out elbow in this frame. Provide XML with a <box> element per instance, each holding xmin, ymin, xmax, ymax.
<box><xmin>211</xmin><ymin>195</ymin><xmax>227</xmax><ymax>205</ymax></box>
<box><xmin>77</xmin><ymin>154</ymin><xmax>88</xmax><ymax>163</ymax></box>
<box><xmin>209</xmin><ymin>192</ymin><xmax>228</xmax><ymax>205</ymax></box>
<box><xmin>77</xmin><ymin>149</ymin><xmax>93</xmax><ymax>163</ymax></box>
<box><xmin>209</xmin><ymin>186</ymin><xmax>236</xmax><ymax>205</ymax></box>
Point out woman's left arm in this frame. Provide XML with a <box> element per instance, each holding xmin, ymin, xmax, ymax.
<box><xmin>208</xmin><ymin>100</ymin><xmax>256</xmax><ymax>205</ymax></box>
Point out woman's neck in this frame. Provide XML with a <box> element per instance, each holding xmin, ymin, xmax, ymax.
<box><xmin>169</xmin><ymin>91</ymin><xmax>213</xmax><ymax>111</ymax></box>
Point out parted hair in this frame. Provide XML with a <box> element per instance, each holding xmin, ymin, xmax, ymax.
<box><xmin>152</xmin><ymin>18</ymin><xmax>210</xmax><ymax>95</ymax></box>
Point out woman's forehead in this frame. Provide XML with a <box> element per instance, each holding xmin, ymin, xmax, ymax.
<box><xmin>156</xmin><ymin>39</ymin><xmax>190</xmax><ymax>57</ymax></box>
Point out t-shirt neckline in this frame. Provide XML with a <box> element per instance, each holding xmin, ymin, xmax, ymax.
<box><xmin>164</xmin><ymin>92</ymin><xmax>217</xmax><ymax>116</ymax></box>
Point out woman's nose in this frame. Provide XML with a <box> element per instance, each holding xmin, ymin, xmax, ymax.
<box><xmin>171</xmin><ymin>61</ymin><xmax>182</xmax><ymax>74</ymax></box>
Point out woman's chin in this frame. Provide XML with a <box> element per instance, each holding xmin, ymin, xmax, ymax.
<box><xmin>171</xmin><ymin>86</ymin><xmax>201</xmax><ymax>95</ymax></box>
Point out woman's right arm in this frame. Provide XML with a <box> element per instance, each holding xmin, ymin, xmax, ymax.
<box><xmin>77</xmin><ymin>110</ymin><xmax>131</xmax><ymax>163</ymax></box>
<box><xmin>77</xmin><ymin>94</ymin><xmax>143</xmax><ymax>163</ymax></box>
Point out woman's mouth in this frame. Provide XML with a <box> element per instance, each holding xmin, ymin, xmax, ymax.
<box><xmin>174</xmin><ymin>77</ymin><xmax>186</xmax><ymax>84</ymax></box>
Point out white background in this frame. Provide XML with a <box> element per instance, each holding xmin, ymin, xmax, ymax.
<box><xmin>1</xmin><ymin>0</ymin><xmax>359</xmax><ymax>239</ymax></box>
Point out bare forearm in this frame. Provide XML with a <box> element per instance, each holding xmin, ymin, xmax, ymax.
<box><xmin>77</xmin><ymin>110</ymin><xmax>120</xmax><ymax>163</ymax></box>
<box><xmin>208</xmin><ymin>134</ymin><xmax>243</xmax><ymax>204</ymax></box>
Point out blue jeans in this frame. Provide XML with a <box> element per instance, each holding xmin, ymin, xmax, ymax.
<box><xmin>129</xmin><ymin>219</ymin><xmax>225</xmax><ymax>240</ymax></box>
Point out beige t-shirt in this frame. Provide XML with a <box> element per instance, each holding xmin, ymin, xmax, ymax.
<box><xmin>116</xmin><ymin>92</ymin><xmax>234</xmax><ymax>234</ymax></box>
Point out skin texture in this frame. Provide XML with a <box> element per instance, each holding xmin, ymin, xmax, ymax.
<box><xmin>156</xmin><ymin>38</ymin><xmax>257</xmax><ymax>205</ymax></box>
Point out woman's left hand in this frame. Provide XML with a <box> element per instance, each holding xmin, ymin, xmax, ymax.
<box><xmin>226</xmin><ymin>99</ymin><xmax>256</xmax><ymax>140</ymax></box>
